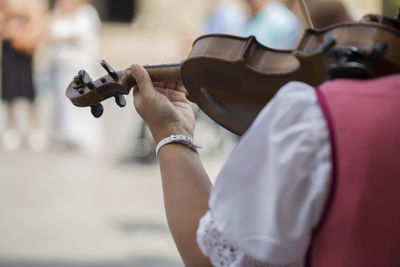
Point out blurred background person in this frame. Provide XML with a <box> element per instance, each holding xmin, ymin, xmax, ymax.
<box><xmin>202</xmin><ymin>0</ymin><xmax>303</xmax><ymax>49</ymax></box>
<box><xmin>203</xmin><ymin>0</ymin><xmax>247</xmax><ymax>35</ymax></box>
<box><xmin>308</xmin><ymin>0</ymin><xmax>352</xmax><ymax>28</ymax></box>
<box><xmin>0</xmin><ymin>0</ymin><xmax>5</xmax><ymax>26</ymax></box>
<box><xmin>244</xmin><ymin>0</ymin><xmax>303</xmax><ymax>49</ymax></box>
<box><xmin>47</xmin><ymin>0</ymin><xmax>104</xmax><ymax>153</ymax></box>
<box><xmin>0</xmin><ymin>0</ymin><xmax>47</xmax><ymax>152</ymax></box>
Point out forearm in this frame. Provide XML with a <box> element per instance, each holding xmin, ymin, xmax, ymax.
<box><xmin>158</xmin><ymin>143</ymin><xmax>213</xmax><ymax>267</ymax></box>
<box><xmin>129</xmin><ymin>64</ymin><xmax>212</xmax><ymax>265</ymax></box>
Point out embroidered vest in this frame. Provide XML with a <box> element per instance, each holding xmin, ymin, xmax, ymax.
<box><xmin>308</xmin><ymin>74</ymin><xmax>400</xmax><ymax>266</ymax></box>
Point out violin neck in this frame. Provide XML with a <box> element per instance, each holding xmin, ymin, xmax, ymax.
<box><xmin>144</xmin><ymin>63</ymin><xmax>181</xmax><ymax>82</ymax></box>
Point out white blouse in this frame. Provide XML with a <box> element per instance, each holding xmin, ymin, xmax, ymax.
<box><xmin>197</xmin><ymin>82</ymin><xmax>332</xmax><ymax>266</ymax></box>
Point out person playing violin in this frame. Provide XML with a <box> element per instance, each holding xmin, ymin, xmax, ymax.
<box><xmin>63</xmin><ymin>1</ymin><xmax>400</xmax><ymax>265</ymax></box>
<box><xmin>128</xmin><ymin>13</ymin><xmax>400</xmax><ymax>267</ymax></box>
<box><xmin>129</xmin><ymin>64</ymin><xmax>330</xmax><ymax>266</ymax></box>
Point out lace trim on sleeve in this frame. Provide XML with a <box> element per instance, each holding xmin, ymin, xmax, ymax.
<box><xmin>197</xmin><ymin>211</ymin><xmax>301</xmax><ymax>267</ymax></box>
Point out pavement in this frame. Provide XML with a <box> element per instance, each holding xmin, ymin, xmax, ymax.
<box><xmin>0</xmin><ymin>148</ymin><xmax>181</xmax><ymax>267</ymax></box>
<box><xmin>0</xmin><ymin>101</ymin><xmax>231</xmax><ymax>267</ymax></box>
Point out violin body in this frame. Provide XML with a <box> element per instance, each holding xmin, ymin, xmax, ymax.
<box><xmin>66</xmin><ymin>18</ymin><xmax>400</xmax><ymax>135</ymax></box>
<box><xmin>181</xmin><ymin>21</ymin><xmax>400</xmax><ymax>134</ymax></box>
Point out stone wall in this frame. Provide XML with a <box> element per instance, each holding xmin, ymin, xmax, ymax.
<box><xmin>133</xmin><ymin>0</ymin><xmax>214</xmax><ymax>36</ymax></box>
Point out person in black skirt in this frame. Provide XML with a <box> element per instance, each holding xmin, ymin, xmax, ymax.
<box><xmin>0</xmin><ymin>0</ymin><xmax>47</xmax><ymax>151</ymax></box>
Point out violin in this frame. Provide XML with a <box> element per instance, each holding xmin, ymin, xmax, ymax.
<box><xmin>66</xmin><ymin>11</ymin><xmax>400</xmax><ymax>136</ymax></box>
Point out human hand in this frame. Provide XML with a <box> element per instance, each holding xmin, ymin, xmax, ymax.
<box><xmin>130</xmin><ymin>64</ymin><xmax>195</xmax><ymax>144</ymax></box>
<box><xmin>360</xmin><ymin>14</ymin><xmax>383</xmax><ymax>22</ymax></box>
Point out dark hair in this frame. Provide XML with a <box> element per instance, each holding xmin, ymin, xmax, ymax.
<box><xmin>309</xmin><ymin>0</ymin><xmax>351</xmax><ymax>28</ymax></box>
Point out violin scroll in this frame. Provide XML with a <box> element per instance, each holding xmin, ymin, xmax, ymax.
<box><xmin>66</xmin><ymin>59</ymin><xmax>135</xmax><ymax>118</ymax></box>
<box><xmin>66</xmin><ymin>60</ymin><xmax>181</xmax><ymax>118</ymax></box>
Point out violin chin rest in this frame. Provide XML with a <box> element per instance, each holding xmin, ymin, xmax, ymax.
<box><xmin>328</xmin><ymin>62</ymin><xmax>375</xmax><ymax>80</ymax></box>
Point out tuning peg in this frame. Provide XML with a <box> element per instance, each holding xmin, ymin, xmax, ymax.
<box><xmin>91</xmin><ymin>103</ymin><xmax>104</xmax><ymax>118</ymax></box>
<box><xmin>78</xmin><ymin>70</ymin><xmax>94</xmax><ymax>89</ymax></box>
<box><xmin>115</xmin><ymin>95</ymin><xmax>126</xmax><ymax>107</ymax></box>
<box><xmin>100</xmin><ymin>59</ymin><xmax>118</xmax><ymax>80</ymax></box>
<box><xmin>73</xmin><ymin>75</ymin><xmax>81</xmax><ymax>85</ymax></box>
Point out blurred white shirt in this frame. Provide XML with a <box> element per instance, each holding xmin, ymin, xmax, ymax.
<box><xmin>49</xmin><ymin>4</ymin><xmax>103</xmax><ymax>152</ymax></box>
<box><xmin>50</xmin><ymin>4</ymin><xmax>100</xmax><ymax>67</ymax></box>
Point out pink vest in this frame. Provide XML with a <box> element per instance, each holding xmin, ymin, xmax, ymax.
<box><xmin>308</xmin><ymin>74</ymin><xmax>400</xmax><ymax>266</ymax></box>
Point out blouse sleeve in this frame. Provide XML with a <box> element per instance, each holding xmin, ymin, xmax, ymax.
<box><xmin>197</xmin><ymin>82</ymin><xmax>331</xmax><ymax>265</ymax></box>
<box><xmin>197</xmin><ymin>211</ymin><xmax>301</xmax><ymax>267</ymax></box>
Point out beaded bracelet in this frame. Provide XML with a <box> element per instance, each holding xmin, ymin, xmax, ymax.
<box><xmin>155</xmin><ymin>135</ymin><xmax>202</xmax><ymax>157</ymax></box>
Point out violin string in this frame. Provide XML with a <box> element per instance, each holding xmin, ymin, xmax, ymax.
<box><xmin>297</xmin><ymin>0</ymin><xmax>314</xmax><ymax>29</ymax></box>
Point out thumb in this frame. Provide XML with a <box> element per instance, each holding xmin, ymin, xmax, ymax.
<box><xmin>130</xmin><ymin>64</ymin><xmax>154</xmax><ymax>99</ymax></box>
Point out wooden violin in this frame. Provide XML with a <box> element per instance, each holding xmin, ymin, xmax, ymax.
<box><xmin>66</xmin><ymin>13</ymin><xmax>400</xmax><ymax>136</ymax></box>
